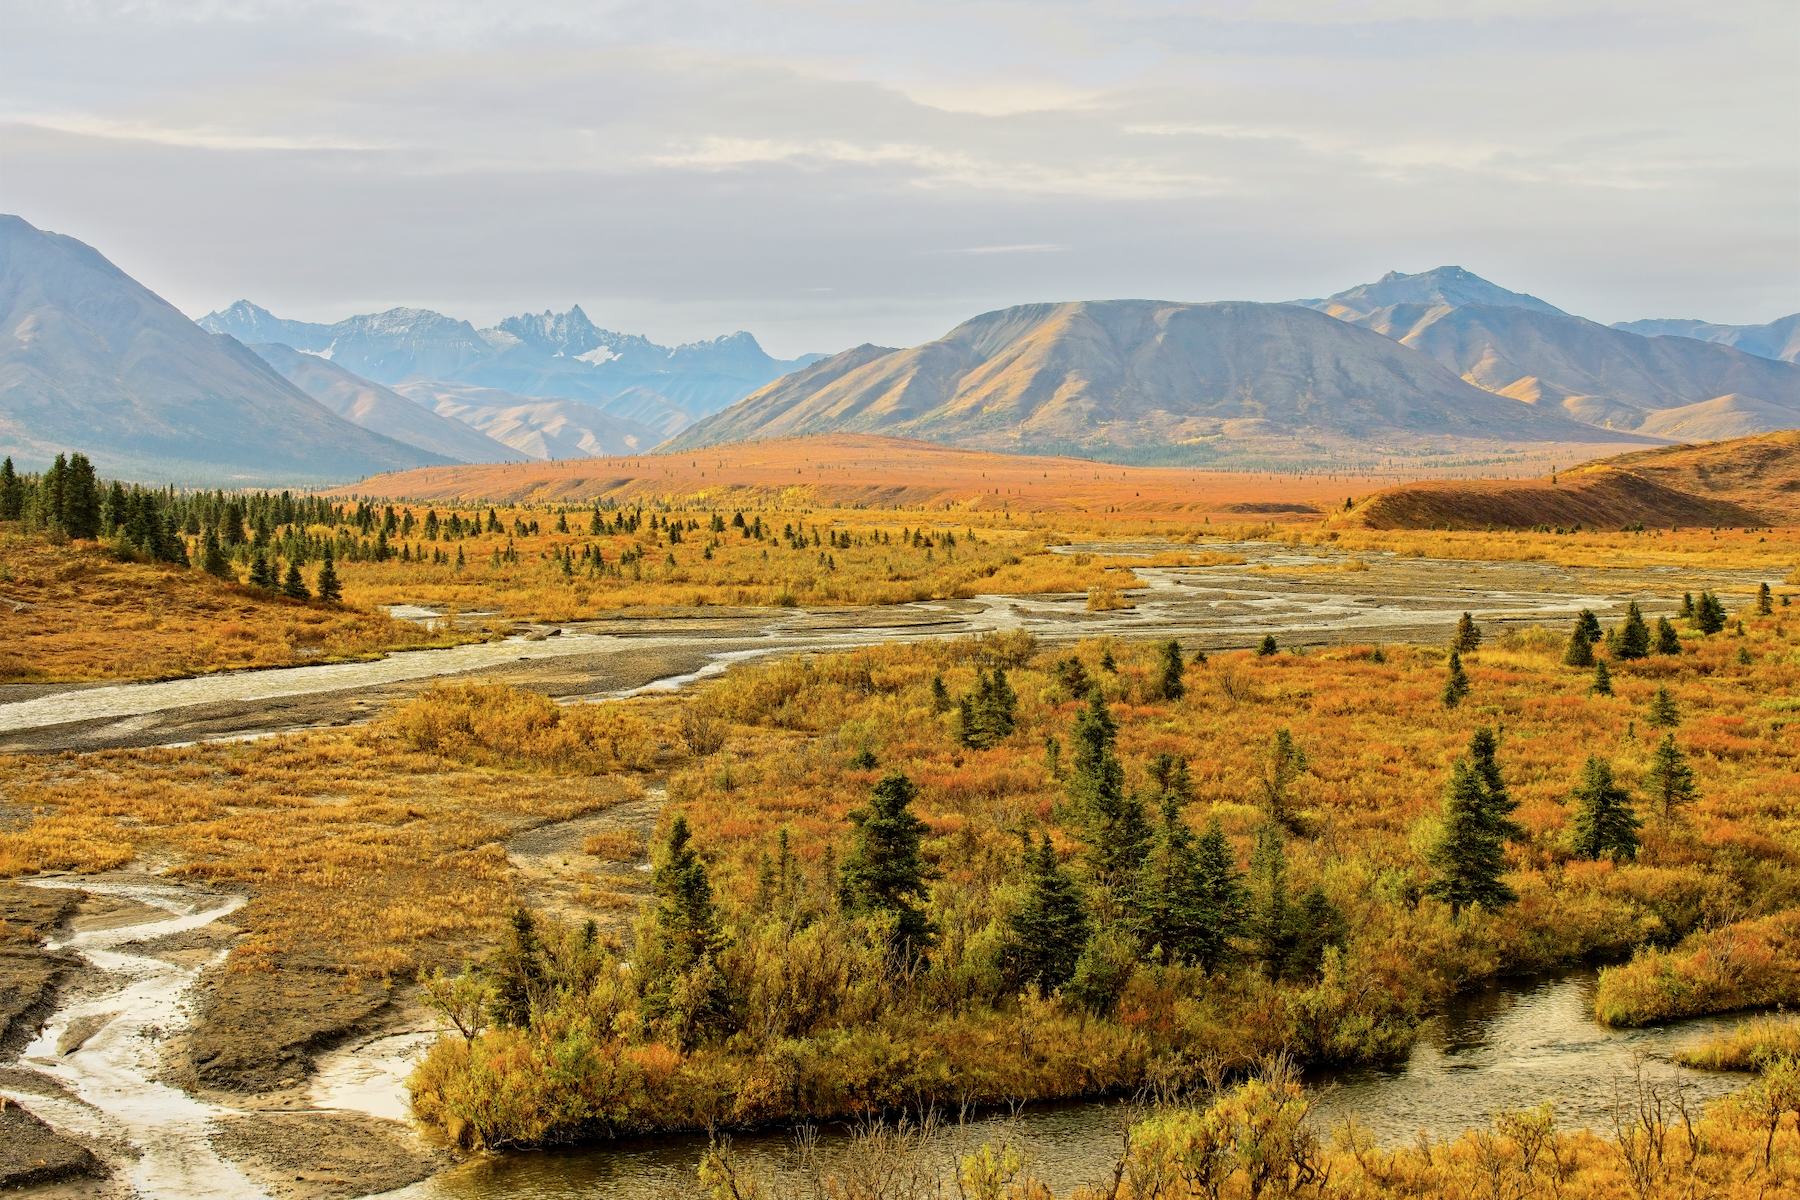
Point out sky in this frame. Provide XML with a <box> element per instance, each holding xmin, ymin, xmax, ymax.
<box><xmin>1</xmin><ymin>0</ymin><xmax>1794</xmax><ymax>359</ymax></box>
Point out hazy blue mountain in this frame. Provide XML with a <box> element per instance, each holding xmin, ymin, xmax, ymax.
<box><xmin>1292</xmin><ymin>266</ymin><xmax>1567</xmax><ymax>325</ymax></box>
<box><xmin>200</xmin><ymin>301</ymin><xmax>827</xmax><ymax>432</ymax></box>
<box><xmin>392</xmin><ymin>381</ymin><xmax>661</xmax><ymax>460</ymax></box>
<box><xmin>0</xmin><ymin>214</ymin><xmax>451</xmax><ymax>484</ymax></box>
<box><xmin>1610</xmin><ymin>315</ymin><xmax>1800</xmax><ymax>364</ymax></box>
<box><xmin>249</xmin><ymin>344</ymin><xmax>530</xmax><ymax>464</ymax></box>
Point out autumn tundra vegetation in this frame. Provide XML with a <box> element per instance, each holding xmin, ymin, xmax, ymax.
<box><xmin>3</xmin><ymin>444</ymin><xmax>1800</xmax><ymax>1196</ymax></box>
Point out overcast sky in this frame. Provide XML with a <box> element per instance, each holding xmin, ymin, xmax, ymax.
<box><xmin>2</xmin><ymin>0</ymin><xmax>1794</xmax><ymax>358</ymax></box>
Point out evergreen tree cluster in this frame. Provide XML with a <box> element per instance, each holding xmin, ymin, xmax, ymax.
<box><xmin>957</xmin><ymin>668</ymin><xmax>1019</xmax><ymax>748</ymax></box>
<box><xmin>1425</xmin><ymin>728</ymin><xmax>1522</xmax><ymax>916</ymax></box>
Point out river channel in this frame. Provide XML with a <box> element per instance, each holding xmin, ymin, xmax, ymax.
<box><xmin>384</xmin><ymin>969</ymin><xmax>1752</xmax><ymax>1199</ymax></box>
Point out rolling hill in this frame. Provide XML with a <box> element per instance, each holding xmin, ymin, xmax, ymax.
<box><xmin>1300</xmin><ymin>268</ymin><xmax>1800</xmax><ymax>439</ymax></box>
<box><xmin>1346</xmin><ymin>431</ymin><xmax>1800</xmax><ymax>530</ymax></box>
<box><xmin>0</xmin><ymin>215</ymin><xmax>451</xmax><ymax>483</ymax></box>
<box><xmin>662</xmin><ymin>299</ymin><xmax>1645</xmax><ymax>462</ymax></box>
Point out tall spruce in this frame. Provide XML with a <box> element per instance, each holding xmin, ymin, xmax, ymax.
<box><xmin>488</xmin><ymin>909</ymin><xmax>547</xmax><ymax>1029</ymax></box>
<box><xmin>315</xmin><ymin>545</ymin><xmax>342</xmax><ymax>603</ymax></box>
<box><xmin>1564</xmin><ymin>626</ymin><xmax>1596</xmax><ymax>667</ymax></box>
<box><xmin>1154</xmin><ymin>639</ymin><xmax>1186</xmax><ymax>701</ymax></box>
<box><xmin>1067</xmin><ymin>687</ymin><xmax>1146</xmax><ymax>887</ymax></box>
<box><xmin>281</xmin><ymin>561</ymin><xmax>310</xmax><ymax>600</ymax></box>
<box><xmin>1591</xmin><ymin>660</ymin><xmax>1613</xmax><ymax>696</ymax></box>
<box><xmin>199</xmin><ymin>529</ymin><xmax>233</xmax><ymax>579</ymax></box>
<box><xmin>1442</xmin><ymin>650</ymin><xmax>1470</xmax><ymax>707</ymax></box>
<box><xmin>1008</xmin><ymin>834</ymin><xmax>1089</xmax><ymax>992</ymax></box>
<box><xmin>838</xmin><ymin>771</ymin><xmax>937</xmax><ymax>952</ymax></box>
<box><xmin>1453</xmin><ymin>612</ymin><xmax>1482</xmax><ymax>653</ymax></box>
<box><xmin>1654</xmin><ymin>617</ymin><xmax>1682</xmax><ymax>655</ymax></box>
<box><xmin>1258</xmin><ymin>728</ymin><xmax>1309</xmax><ymax>829</ymax></box>
<box><xmin>1695</xmin><ymin>591</ymin><xmax>1727</xmax><ymax>635</ymax></box>
<box><xmin>1616</xmin><ymin>602</ymin><xmax>1651</xmax><ymax>660</ymax></box>
<box><xmin>1646</xmin><ymin>685</ymin><xmax>1679</xmax><ymax>728</ymax></box>
<box><xmin>1645</xmin><ymin>735</ymin><xmax>1698</xmax><ymax>823</ymax></box>
<box><xmin>642</xmin><ymin>814</ymin><xmax>728</xmax><ymax>1046</ymax></box>
<box><xmin>0</xmin><ymin>457</ymin><xmax>20</xmax><ymax>521</ymax></box>
<box><xmin>1574</xmin><ymin>609</ymin><xmax>1603</xmax><ymax>646</ymax></box>
<box><xmin>1193</xmin><ymin>818</ymin><xmax>1246</xmax><ymax>969</ymax></box>
<box><xmin>1425</xmin><ymin>759</ymin><xmax>1516</xmax><ymax>916</ymax></box>
<box><xmin>247</xmin><ymin>551</ymin><xmax>275</xmax><ymax>590</ymax></box>
<box><xmin>958</xmin><ymin>668</ymin><xmax>1018</xmax><ymax>749</ymax></box>
<box><xmin>1134</xmin><ymin>793</ymin><xmax>1209</xmax><ymax>966</ymax></box>
<box><xmin>1757</xmin><ymin>582</ymin><xmax>1774</xmax><ymax>616</ymax></box>
<box><xmin>1247</xmin><ymin>823</ymin><xmax>1340</xmax><ymax>981</ymax></box>
<box><xmin>1569</xmin><ymin>757</ymin><xmax>1641</xmax><ymax>861</ymax></box>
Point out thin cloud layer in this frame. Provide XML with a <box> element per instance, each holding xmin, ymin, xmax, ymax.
<box><xmin>1</xmin><ymin>0</ymin><xmax>1791</xmax><ymax>356</ymax></box>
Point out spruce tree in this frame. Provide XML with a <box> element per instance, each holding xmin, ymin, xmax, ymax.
<box><xmin>1654</xmin><ymin>617</ymin><xmax>1681</xmax><ymax>655</ymax></box>
<box><xmin>1193</xmin><ymin>818</ymin><xmax>1246</xmax><ymax>969</ymax></box>
<box><xmin>1695</xmin><ymin>591</ymin><xmax>1727</xmax><ymax>635</ymax></box>
<box><xmin>281</xmin><ymin>561</ymin><xmax>310</xmax><ymax>600</ymax></box>
<box><xmin>1574</xmin><ymin>609</ymin><xmax>1603</xmax><ymax>646</ymax></box>
<box><xmin>1008</xmin><ymin>834</ymin><xmax>1089</xmax><ymax>991</ymax></box>
<box><xmin>247</xmin><ymin>551</ymin><xmax>275</xmax><ymax>590</ymax></box>
<box><xmin>1454</xmin><ymin>612</ymin><xmax>1482</xmax><ymax>653</ymax></box>
<box><xmin>1155</xmin><ymin>639</ymin><xmax>1186</xmax><ymax>701</ymax></box>
<box><xmin>1466</xmin><ymin>726</ymin><xmax>1523</xmax><ymax>843</ymax></box>
<box><xmin>1249</xmin><ymin>823</ymin><xmax>1342</xmax><ymax>980</ymax></box>
<box><xmin>930</xmin><ymin>674</ymin><xmax>952</xmax><ymax>713</ymax></box>
<box><xmin>1679</xmin><ymin>592</ymin><xmax>1695</xmax><ymax>621</ymax></box>
<box><xmin>1569</xmin><ymin>757</ymin><xmax>1641</xmax><ymax>861</ymax></box>
<box><xmin>1257</xmin><ymin>634</ymin><xmax>1278</xmax><ymax>657</ymax></box>
<box><xmin>641</xmin><ymin>814</ymin><xmax>728</xmax><ymax>1045</ymax></box>
<box><xmin>1616</xmin><ymin>602</ymin><xmax>1651</xmax><ymax>660</ymax></box>
<box><xmin>1285</xmin><ymin>886</ymin><xmax>1347</xmax><ymax>982</ymax></box>
<box><xmin>1590</xmin><ymin>660</ymin><xmax>1613</xmax><ymax>696</ymax></box>
<box><xmin>1758</xmin><ymin>582</ymin><xmax>1774</xmax><ymax>615</ymax></box>
<box><xmin>838</xmin><ymin>771</ymin><xmax>938</xmax><ymax>952</ymax></box>
<box><xmin>1134</xmin><ymin>793</ymin><xmax>1209</xmax><ymax>966</ymax></box>
<box><xmin>199</xmin><ymin>529</ymin><xmax>233</xmax><ymax>579</ymax></box>
<box><xmin>0</xmin><ymin>457</ymin><xmax>19</xmax><ymax>522</ymax></box>
<box><xmin>315</xmin><ymin>546</ymin><xmax>342</xmax><ymax>603</ymax></box>
<box><xmin>488</xmin><ymin>908</ymin><xmax>546</xmax><ymax>1029</ymax></box>
<box><xmin>1645</xmin><ymin>734</ymin><xmax>1698</xmax><ymax>823</ymax></box>
<box><xmin>1100</xmin><ymin>645</ymin><xmax>1117</xmax><ymax>673</ymax></box>
<box><xmin>1564</xmin><ymin>627</ymin><xmax>1596</xmax><ymax>667</ymax></box>
<box><xmin>1646</xmin><ymin>685</ymin><xmax>1679</xmax><ymax>728</ymax></box>
<box><xmin>1425</xmin><ymin>759</ymin><xmax>1516</xmax><ymax>916</ymax></box>
<box><xmin>1067</xmin><ymin>688</ymin><xmax>1145</xmax><ymax>887</ymax></box>
<box><xmin>1258</xmin><ymin>728</ymin><xmax>1309</xmax><ymax>829</ymax></box>
<box><xmin>651</xmin><ymin>814</ymin><xmax>721</xmax><ymax>961</ymax></box>
<box><xmin>60</xmin><ymin>453</ymin><xmax>102</xmax><ymax>540</ymax></box>
<box><xmin>1442</xmin><ymin>650</ymin><xmax>1470</xmax><ymax>707</ymax></box>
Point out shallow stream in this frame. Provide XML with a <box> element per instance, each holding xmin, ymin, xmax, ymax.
<box><xmin>380</xmin><ymin>969</ymin><xmax>1752</xmax><ymax>1200</ymax></box>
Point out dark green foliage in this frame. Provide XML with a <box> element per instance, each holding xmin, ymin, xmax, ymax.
<box><xmin>930</xmin><ymin>674</ymin><xmax>952</xmax><ymax>713</ymax></box>
<box><xmin>1067</xmin><ymin>925</ymin><xmax>1137</xmax><ymax>1016</ymax></box>
<box><xmin>1615</xmin><ymin>602</ymin><xmax>1651</xmax><ymax>660</ymax></box>
<box><xmin>0</xmin><ymin>457</ymin><xmax>20</xmax><ymax>521</ymax></box>
<box><xmin>1645</xmin><ymin>734</ymin><xmax>1698</xmax><ymax>823</ymax></box>
<box><xmin>315</xmin><ymin>546</ymin><xmax>342</xmax><ymax>603</ymax></box>
<box><xmin>1442</xmin><ymin>650</ymin><xmax>1470</xmax><ymax>707</ymax></box>
<box><xmin>1574</xmin><ymin>609</ymin><xmax>1603</xmax><ymax>646</ymax></box>
<box><xmin>1590</xmin><ymin>660</ymin><xmax>1613</xmax><ymax>696</ymax></box>
<box><xmin>641</xmin><ymin>815</ymin><xmax>729</xmax><ymax>1047</ymax></box>
<box><xmin>1191</xmin><ymin>648</ymin><xmax>1208</xmax><ymax>666</ymax></box>
<box><xmin>1099</xmin><ymin>645</ymin><xmax>1117</xmax><ymax>673</ymax></box>
<box><xmin>1453</xmin><ymin>612</ymin><xmax>1482</xmax><ymax>653</ymax></box>
<box><xmin>1654</xmin><ymin>617</ymin><xmax>1681</xmax><ymax>655</ymax></box>
<box><xmin>1426</xmin><ymin>760</ymin><xmax>1516</xmax><ymax>916</ymax></box>
<box><xmin>849</xmin><ymin>747</ymin><xmax>878</xmax><ymax>770</ymax></box>
<box><xmin>1569</xmin><ymin>757</ymin><xmax>1641</xmax><ymax>861</ymax></box>
<box><xmin>1067</xmin><ymin>688</ymin><xmax>1145</xmax><ymax>887</ymax></box>
<box><xmin>489</xmin><ymin>909</ymin><xmax>547</xmax><ymax>1029</ymax></box>
<box><xmin>839</xmin><ymin>771</ymin><xmax>938</xmax><ymax>952</ymax></box>
<box><xmin>1249</xmin><ymin>823</ymin><xmax>1343</xmax><ymax>982</ymax></box>
<box><xmin>199</xmin><ymin>529</ymin><xmax>233</xmax><ymax>579</ymax></box>
<box><xmin>1258</xmin><ymin>728</ymin><xmax>1309</xmax><ymax>829</ymax></box>
<box><xmin>652</xmin><ymin>815</ymin><xmax>720</xmax><ymax>960</ymax></box>
<box><xmin>247</xmin><ymin>551</ymin><xmax>275</xmax><ymax>590</ymax></box>
<box><xmin>281</xmin><ymin>561</ymin><xmax>310</xmax><ymax>600</ymax></box>
<box><xmin>1758</xmin><ymin>582</ymin><xmax>1773</xmax><ymax>615</ymax></box>
<box><xmin>1007</xmin><ymin>834</ymin><xmax>1089</xmax><ymax>992</ymax></box>
<box><xmin>1646</xmin><ymin>685</ymin><xmax>1679</xmax><ymax>728</ymax></box>
<box><xmin>1679</xmin><ymin>593</ymin><xmax>1695</xmax><ymax>621</ymax></box>
<box><xmin>1053</xmin><ymin>655</ymin><xmax>1090</xmax><ymax>698</ymax></box>
<box><xmin>1563</xmin><ymin>628</ymin><xmax>1595</xmax><ymax>667</ymax></box>
<box><xmin>1738</xmin><ymin>645</ymin><xmax>1754</xmax><ymax>665</ymax></box>
<box><xmin>957</xmin><ymin>668</ymin><xmax>1018</xmax><ymax>748</ymax></box>
<box><xmin>1694</xmin><ymin>591</ymin><xmax>1727</xmax><ymax>635</ymax></box>
<box><xmin>1256</xmin><ymin>634</ymin><xmax>1278</xmax><ymax>657</ymax></box>
<box><xmin>1154</xmin><ymin>639</ymin><xmax>1186</xmax><ymax>701</ymax></box>
<box><xmin>1134</xmin><ymin>791</ymin><xmax>1239</xmax><ymax>970</ymax></box>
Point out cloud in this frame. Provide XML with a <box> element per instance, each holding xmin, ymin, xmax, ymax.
<box><xmin>0</xmin><ymin>0</ymin><xmax>1792</xmax><ymax>354</ymax></box>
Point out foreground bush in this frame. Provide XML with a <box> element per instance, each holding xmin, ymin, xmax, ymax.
<box><xmin>388</xmin><ymin>682</ymin><xmax>655</xmax><ymax>773</ymax></box>
<box><xmin>1595</xmin><ymin>911</ymin><xmax>1800</xmax><ymax>1027</ymax></box>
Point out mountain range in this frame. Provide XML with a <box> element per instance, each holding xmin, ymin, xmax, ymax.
<box><xmin>198</xmin><ymin>300</ymin><xmax>823</xmax><ymax>436</ymax></box>
<box><xmin>6</xmin><ymin>209</ymin><xmax>1799</xmax><ymax>483</ymax></box>
<box><xmin>0</xmin><ymin>215</ymin><xmax>450</xmax><ymax>483</ymax></box>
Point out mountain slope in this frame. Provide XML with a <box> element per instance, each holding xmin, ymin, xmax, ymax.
<box><xmin>1293</xmin><ymin>266</ymin><xmax>1567</xmax><ymax>324</ymax></box>
<box><xmin>392</xmin><ymin>381</ymin><xmax>660</xmax><ymax>460</ymax></box>
<box><xmin>1391</xmin><ymin>305</ymin><xmax>1800</xmax><ymax>433</ymax></box>
<box><xmin>249</xmin><ymin>343</ymin><xmax>528</xmax><ymax>464</ymax></box>
<box><xmin>1611</xmin><ymin>315</ymin><xmax>1800</xmax><ymax>364</ymax></box>
<box><xmin>664</xmin><ymin>300</ymin><xmax>1639</xmax><ymax>459</ymax></box>
<box><xmin>0</xmin><ymin>215</ymin><xmax>450</xmax><ymax>482</ymax></box>
<box><xmin>200</xmin><ymin>302</ymin><xmax>825</xmax><ymax>430</ymax></box>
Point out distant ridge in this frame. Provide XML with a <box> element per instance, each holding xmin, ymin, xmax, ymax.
<box><xmin>0</xmin><ymin>215</ymin><xmax>451</xmax><ymax>483</ymax></box>
<box><xmin>1611</xmin><ymin>315</ymin><xmax>1800</xmax><ymax>364</ymax></box>
<box><xmin>663</xmin><ymin>299</ymin><xmax>1647</xmax><ymax>463</ymax></box>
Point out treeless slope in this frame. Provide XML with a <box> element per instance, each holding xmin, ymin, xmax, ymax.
<box><xmin>662</xmin><ymin>300</ymin><xmax>1626</xmax><ymax>458</ymax></box>
<box><xmin>1347</xmin><ymin>431</ymin><xmax>1800</xmax><ymax>530</ymax></box>
<box><xmin>342</xmin><ymin>433</ymin><xmax>1404</xmax><ymax>518</ymax></box>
